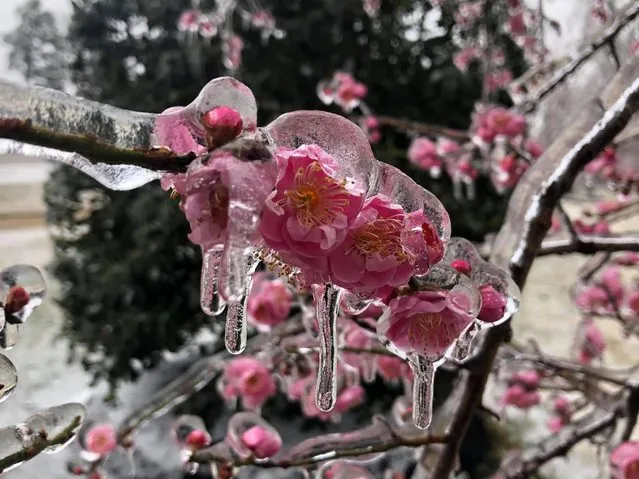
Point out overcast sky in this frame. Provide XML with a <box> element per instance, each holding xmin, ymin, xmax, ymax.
<box><xmin>0</xmin><ymin>0</ymin><xmax>70</xmax><ymax>82</ymax></box>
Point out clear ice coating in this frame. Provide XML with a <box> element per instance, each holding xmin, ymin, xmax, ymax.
<box><xmin>314</xmin><ymin>284</ymin><xmax>340</xmax><ymax>412</ymax></box>
<box><xmin>0</xmin><ymin>264</ymin><xmax>46</xmax><ymax>324</ymax></box>
<box><xmin>225</xmin><ymin>258</ymin><xmax>259</xmax><ymax>354</ymax></box>
<box><xmin>0</xmin><ymin>403</ymin><xmax>86</xmax><ymax>469</ymax></box>
<box><xmin>442</xmin><ymin>237</ymin><xmax>521</xmax><ymax>359</ymax></box>
<box><xmin>200</xmin><ymin>247</ymin><xmax>226</xmax><ymax>316</ymax></box>
<box><xmin>0</xmin><ymin>353</ymin><xmax>17</xmax><ymax>404</ymax></box>
<box><xmin>224</xmin><ymin>412</ymin><xmax>282</xmax><ymax>460</ymax></box>
<box><xmin>409</xmin><ymin>354</ymin><xmax>436</xmax><ymax>429</ymax></box>
<box><xmin>0</xmin><ymin>324</ymin><xmax>19</xmax><ymax>350</ymax></box>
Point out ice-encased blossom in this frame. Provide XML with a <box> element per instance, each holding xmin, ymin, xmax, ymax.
<box><xmin>407</xmin><ymin>138</ymin><xmax>443</xmax><ymax>177</ymax></box>
<box><xmin>477</xmin><ymin>284</ymin><xmax>507</xmax><ymax>323</ymax></box>
<box><xmin>85</xmin><ymin>424</ymin><xmax>117</xmax><ymax>456</ymax></box>
<box><xmin>260</xmin><ymin>144</ymin><xmax>365</xmax><ymax>275</ymax></box>
<box><xmin>610</xmin><ymin>441</ymin><xmax>639</xmax><ymax>479</ymax></box>
<box><xmin>327</xmin><ymin>195</ymin><xmax>442</xmax><ymax>291</ymax></box>
<box><xmin>241</xmin><ymin>425</ymin><xmax>283</xmax><ymax>458</ymax></box>
<box><xmin>220</xmin><ymin>357</ymin><xmax>277</xmax><ymax>410</ymax></box>
<box><xmin>380</xmin><ymin>290</ymin><xmax>476</xmax><ymax>359</ymax></box>
<box><xmin>247</xmin><ymin>272</ymin><xmax>293</xmax><ymax>331</ymax></box>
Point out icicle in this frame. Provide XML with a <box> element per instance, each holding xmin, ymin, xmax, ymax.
<box><xmin>224</xmin><ymin>258</ymin><xmax>259</xmax><ymax>354</ymax></box>
<box><xmin>0</xmin><ymin>353</ymin><xmax>17</xmax><ymax>403</ymax></box>
<box><xmin>218</xmin><ymin>245</ymin><xmax>252</xmax><ymax>302</ymax></box>
<box><xmin>200</xmin><ymin>247</ymin><xmax>225</xmax><ymax>316</ymax></box>
<box><xmin>315</xmin><ymin>284</ymin><xmax>340</xmax><ymax>412</ymax></box>
<box><xmin>409</xmin><ymin>354</ymin><xmax>436</xmax><ymax>429</ymax></box>
<box><xmin>450</xmin><ymin>322</ymin><xmax>480</xmax><ymax>361</ymax></box>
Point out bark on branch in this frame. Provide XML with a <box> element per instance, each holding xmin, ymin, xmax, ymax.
<box><xmin>538</xmin><ymin>235</ymin><xmax>639</xmax><ymax>256</ymax></box>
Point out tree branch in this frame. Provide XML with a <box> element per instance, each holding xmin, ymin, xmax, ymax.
<box><xmin>538</xmin><ymin>235</ymin><xmax>639</xmax><ymax>256</ymax></box>
<box><xmin>429</xmin><ymin>76</ymin><xmax>639</xmax><ymax>479</ymax></box>
<box><xmin>0</xmin><ymin>81</ymin><xmax>194</xmax><ymax>171</ymax></box>
<box><xmin>372</xmin><ymin>115</ymin><xmax>470</xmax><ymax>141</ymax></box>
<box><xmin>520</xmin><ymin>2</ymin><xmax>639</xmax><ymax>113</ymax></box>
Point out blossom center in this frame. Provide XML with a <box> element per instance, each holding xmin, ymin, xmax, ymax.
<box><xmin>243</xmin><ymin>371</ymin><xmax>263</xmax><ymax>394</ymax></box>
<box><xmin>353</xmin><ymin>217</ymin><xmax>408</xmax><ymax>260</ymax></box>
<box><xmin>408</xmin><ymin>312</ymin><xmax>441</xmax><ymax>344</ymax></box>
<box><xmin>284</xmin><ymin>163</ymin><xmax>350</xmax><ymax>227</ymax></box>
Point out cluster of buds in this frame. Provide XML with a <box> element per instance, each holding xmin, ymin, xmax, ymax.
<box><xmin>501</xmin><ymin>370</ymin><xmax>541</xmax><ymax>409</ymax></box>
<box><xmin>317</xmin><ymin>72</ymin><xmax>368</xmax><ymax>113</ymax></box>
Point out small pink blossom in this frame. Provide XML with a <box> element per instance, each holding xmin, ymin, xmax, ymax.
<box><xmin>524</xmin><ymin>139</ymin><xmax>544</xmax><ymax>158</ymax></box>
<box><xmin>547</xmin><ymin>416</ymin><xmax>566</xmax><ymax>433</ymax></box>
<box><xmin>616</xmin><ymin>252</ymin><xmax>639</xmax><ymax>266</ymax></box>
<box><xmin>327</xmin><ymin>195</ymin><xmax>442</xmax><ymax>291</ymax></box>
<box><xmin>178</xmin><ymin>10</ymin><xmax>200</xmax><ymax>32</ymax></box>
<box><xmin>493</xmin><ymin>154</ymin><xmax>529</xmax><ymax>191</ymax></box>
<box><xmin>382</xmin><ymin>290</ymin><xmax>476</xmax><ymax>359</ymax></box>
<box><xmin>610</xmin><ymin>441</ymin><xmax>639</xmax><ymax>479</ymax></box>
<box><xmin>554</xmin><ymin>396</ymin><xmax>571</xmax><ymax>416</ymax></box>
<box><xmin>250</xmin><ymin>10</ymin><xmax>276</xmax><ymax>30</ymax></box>
<box><xmin>450</xmin><ymin>259</ymin><xmax>472</xmax><ymax>276</ymax></box>
<box><xmin>453</xmin><ymin>46</ymin><xmax>481</xmax><ymax>71</ymax></box>
<box><xmin>247</xmin><ymin>273</ymin><xmax>292</xmax><ymax>331</ymax></box>
<box><xmin>474</xmin><ymin>106</ymin><xmax>526</xmax><ymax>142</ymax></box>
<box><xmin>185</xmin><ymin>429</ymin><xmax>211</xmax><ymax>450</ymax></box>
<box><xmin>502</xmin><ymin>384</ymin><xmax>540</xmax><ymax>409</ymax></box>
<box><xmin>585</xmin><ymin>147</ymin><xmax>617</xmax><ymax>179</ymax></box>
<box><xmin>223</xmin><ymin>35</ymin><xmax>244</xmax><ymax>70</ymax></box>
<box><xmin>578</xmin><ymin>321</ymin><xmax>606</xmax><ymax>364</ymax></box>
<box><xmin>241</xmin><ymin>425</ymin><xmax>282</xmax><ymax>459</ymax></box>
<box><xmin>221</xmin><ymin>357</ymin><xmax>277</xmax><ymax>409</ymax></box>
<box><xmin>477</xmin><ymin>284</ymin><xmax>507</xmax><ymax>323</ymax></box>
<box><xmin>85</xmin><ymin>424</ymin><xmax>117</xmax><ymax>456</ymax></box>
<box><xmin>511</xmin><ymin>370</ymin><xmax>541</xmax><ymax>390</ymax></box>
<box><xmin>600</xmin><ymin>266</ymin><xmax>625</xmax><ymax>303</ymax></box>
<box><xmin>484</xmin><ymin>69</ymin><xmax>514</xmax><ymax>93</ymax></box>
<box><xmin>377</xmin><ymin>355</ymin><xmax>412</xmax><ymax>382</ymax></box>
<box><xmin>201</xmin><ymin>106</ymin><xmax>243</xmax><ymax>148</ymax></box>
<box><xmin>576</xmin><ymin>285</ymin><xmax>611</xmax><ymax>314</ymax></box>
<box><xmin>407</xmin><ymin>138</ymin><xmax>443</xmax><ymax>177</ymax></box>
<box><xmin>198</xmin><ymin>17</ymin><xmax>218</xmax><ymax>38</ymax></box>
<box><xmin>506</xmin><ymin>11</ymin><xmax>527</xmax><ymax>36</ymax></box>
<box><xmin>260</xmin><ymin>145</ymin><xmax>365</xmax><ymax>280</ymax></box>
<box><xmin>334</xmin><ymin>385</ymin><xmax>365</xmax><ymax>413</ymax></box>
<box><xmin>438</xmin><ymin>138</ymin><xmax>462</xmax><ymax>157</ymax></box>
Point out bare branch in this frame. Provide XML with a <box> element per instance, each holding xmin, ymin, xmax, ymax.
<box><xmin>520</xmin><ymin>2</ymin><xmax>639</xmax><ymax>113</ymax></box>
<box><xmin>372</xmin><ymin>115</ymin><xmax>470</xmax><ymax>141</ymax></box>
<box><xmin>538</xmin><ymin>235</ymin><xmax>639</xmax><ymax>256</ymax></box>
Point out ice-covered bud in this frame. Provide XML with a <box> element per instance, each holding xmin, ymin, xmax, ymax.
<box><xmin>201</xmin><ymin>106</ymin><xmax>244</xmax><ymax>148</ymax></box>
<box><xmin>185</xmin><ymin>429</ymin><xmax>211</xmax><ymax>450</ymax></box>
<box><xmin>450</xmin><ymin>259</ymin><xmax>472</xmax><ymax>276</ymax></box>
<box><xmin>240</xmin><ymin>425</ymin><xmax>282</xmax><ymax>458</ymax></box>
<box><xmin>547</xmin><ymin>416</ymin><xmax>565</xmax><ymax>433</ymax></box>
<box><xmin>512</xmin><ymin>370</ymin><xmax>540</xmax><ymax>390</ymax></box>
<box><xmin>477</xmin><ymin>284</ymin><xmax>506</xmax><ymax>323</ymax></box>
<box><xmin>3</xmin><ymin>286</ymin><xmax>30</xmax><ymax>315</ymax></box>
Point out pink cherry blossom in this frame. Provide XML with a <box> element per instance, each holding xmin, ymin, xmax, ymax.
<box><xmin>600</xmin><ymin>266</ymin><xmax>626</xmax><ymax>303</ymax></box>
<box><xmin>247</xmin><ymin>272</ymin><xmax>293</xmax><ymax>331</ymax></box>
<box><xmin>474</xmin><ymin>106</ymin><xmax>526</xmax><ymax>142</ymax></box>
<box><xmin>241</xmin><ymin>425</ymin><xmax>283</xmax><ymax>458</ymax></box>
<box><xmin>223</xmin><ymin>35</ymin><xmax>244</xmax><ymax>70</ymax></box>
<box><xmin>493</xmin><ymin>154</ymin><xmax>529</xmax><ymax>191</ymax></box>
<box><xmin>407</xmin><ymin>138</ymin><xmax>443</xmax><ymax>177</ymax></box>
<box><xmin>334</xmin><ymin>385</ymin><xmax>365</xmax><ymax>413</ymax></box>
<box><xmin>453</xmin><ymin>46</ymin><xmax>481</xmax><ymax>72</ymax></box>
<box><xmin>501</xmin><ymin>384</ymin><xmax>540</xmax><ymax>409</ymax></box>
<box><xmin>477</xmin><ymin>284</ymin><xmax>507</xmax><ymax>323</ymax></box>
<box><xmin>85</xmin><ymin>424</ymin><xmax>117</xmax><ymax>456</ymax></box>
<box><xmin>610</xmin><ymin>441</ymin><xmax>639</xmax><ymax>479</ymax></box>
<box><xmin>483</xmin><ymin>69</ymin><xmax>513</xmax><ymax>93</ymax></box>
<box><xmin>178</xmin><ymin>10</ymin><xmax>201</xmax><ymax>32</ymax></box>
<box><xmin>376</xmin><ymin>355</ymin><xmax>412</xmax><ymax>382</ymax></box>
<box><xmin>382</xmin><ymin>290</ymin><xmax>476</xmax><ymax>359</ymax></box>
<box><xmin>260</xmin><ymin>145</ymin><xmax>365</xmax><ymax>280</ymax></box>
<box><xmin>616</xmin><ymin>252</ymin><xmax>639</xmax><ymax>266</ymax></box>
<box><xmin>341</xmin><ymin>323</ymin><xmax>377</xmax><ymax>378</ymax></box>
<box><xmin>198</xmin><ymin>17</ymin><xmax>218</xmax><ymax>38</ymax></box>
<box><xmin>221</xmin><ymin>357</ymin><xmax>277</xmax><ymax>409</ymax></box>
<box><xmin>585</xmin><ymin>147</ymin><xmax>617</xmax><ymax>179</ymax></box>
<box><xmin>327</xmin><ymin>195</ymin><xmax>442</xmax><ymax>291</ymax></box>
<box><xmin>578</xmin><ymin>321</ymin><xmax>606</xmax><ymax>364</ymax></box>
<box><xmin>524</xmin><ymin>139</ymin><xmax>544</xmax><ymax>158</ymax></box>
<box><xmin>451</xmin><ymin>259</ymin><xmax>472</xmax><ymax>276</ymax></box>
<box><xmin>547</xmin><ymin>416</ymin><xmax>566</xmax><ymax>433</ymax></box>
<box><xmin>511</xmin><ymin>370</ymin><xmax>541</xmax><ymax>390</ymax></box>
<box><xmin>576</xmin><ymin>285</ymin><xmax>611</xmax><ymax>314</ymax></box>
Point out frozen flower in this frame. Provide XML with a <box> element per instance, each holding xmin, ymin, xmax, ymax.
<box><xmin>201</xmin><ymin>106</ymin><xmax>243</xmax><ymax>148</ymax></box>
<box><xmin>260</xmin><ymin>144</ymin><xmax>365</xmax><ymax>279</ymax></box>
<box><xmin>327</xmin><ymin>195</ymin><xmax>442</xmax><ymax>290</ymax></box>
<box><xmin>381</xmin><ymin>290</ymin><xmax>476</xmax><ymax>359</ymax></box>
<box><xmin>610</xmin><ymin>441</ymin><xmax>639</xmax><ymax>479</ymax></box>
<box><xmin>3</xmin><ymin>285</ymin><xmax>30</xmax><ymax>315</ymax></box>
<box><xmin>450</xmin><ymin>259</ymin><xmax>472</xmax><ymax>276</ymax></box>
<box><xmin>247</xmin><ymin>273</ymin><xmax>293</xmax><ymax>331</ymax></box>
<box><xmin>185</xmin><ymin>429</ymin><xmax>211</xmax><ymax>450</ymax></box>
<box><xmin>221</xmin><ymin>357</ymin><xmax>277</xmax><ymax>410</ymax></box>
<box><xmin>85</xmin><ymin>424</ymin><xmax>117</xmax><ymax>456</ymax></box>
<box><xmin>241</xmin><ymin>425</ymin><xmax>282</xmax><ymax>458</ymax></box>
<box><xmin>477</xmin><ymin>284</ymin><xmax>507</xmax><ymax>323</ymax></box>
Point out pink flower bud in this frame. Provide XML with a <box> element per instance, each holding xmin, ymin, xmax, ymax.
<box><xmin>512</xmin><ymin>370</ymin><xmax>540</xmax><ymax>390</ymax></box>
<box><xmin>450</xmin><ymin>259</ymin><xmax>472</xmax><ymax>276</ymax></box>
<box><xmin>554</xmin><ymin>396</ymin><xmax>570</xmax><ymax>416</ymax></box>
<box><xmin>240</xmin><ymin>425</ymin><xmax>282</xmax><ymax>458</ymax></box>
<box><xmin>85</xmin><ymin>424</ymin><xmax>117</xmax><ymax>456</ymax></box>
<box><xmin>201</xmin><ymin>106</ymin><xmax>243</xmax><ymax>148</ymax></box>
<box><xmin>477</xmin><ymin>285</ymin><xmax>507</xmax><ymax>323</ymax></box>
<box><xmin>334</xmin><ymin>385</ymin><xmax>365</xmax><ymax>413</ymax></box>
<box><xmin>185</xmin><ymin>429</ymin><xmax>211</xmax><ymax>450</ymax></box>
<box><xmin>3</xmin><ymin>285</ymin><xmax>30</xmax><ymax>315</ymax></box>
<box><xmin>547</xmin><ymin>416</ymin><xmax>565</xmax><ymax>433</ymax></box>
<box><xmin>610</xmin><ymin>441</ymin><xmax>639</xmax><ymax>479</ymax></box>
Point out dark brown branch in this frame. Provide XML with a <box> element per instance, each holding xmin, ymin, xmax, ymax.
<box><xmin>520</xmin><ymin>2</ymin><xmax>639</xmax><ymax>113</ymax></box>
<box><xmin>373</xmin><ymin>115</ymin><xmax>470</xmax><ymax>141</ymax></box>
<box><xmin>0</xmin><ymin>81</ymin><xmax>194</xmax><ymax>171</ymax></box>
<box><xmin>191</xmin><ymin>432</ymin><xmax>448</xmax><ymax>468</ymax></box>
<box><xmin>538</xmin><ymin>235</ymin><xmax>639</xmax><ymax>256</ymax></box>
<box><xmin>430</xmin><ymin>76</ymin><xmax>639</xmax><ymax>479</ymax></box>
<box><xmin>500</xmin><ymin>411</ymin><xmax>618</xmax><ymax>479</ymax></box>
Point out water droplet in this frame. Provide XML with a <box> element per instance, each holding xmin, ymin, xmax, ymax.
<box><xmin>200</xmin><ymin>247</ymin><xmax>225</xmax><ymax>316</ymax></box>
<box><xmin>449</xmin><ymin>322</ymin><xmax>480</xmax><ymax>361</ymax></box>
<box><xmin>0</xmin><ymin>353</ymin><xmax>18</xmax><ymax>403</ymax></box>
<box><xmin>315</xmin><ymin>284</ymin><xmax>340</xmax><ymax>412</ymax></box>
<box><xmin>409</xmin><ymin>355</ymin><xmax>435</xmax><ymax>429</ymax></box>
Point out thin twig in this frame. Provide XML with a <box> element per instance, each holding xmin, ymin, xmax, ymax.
<box><xmin>538</xmin><ymin>235</ymin><xmax>639</xmax><ymax>256</ymax></box>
